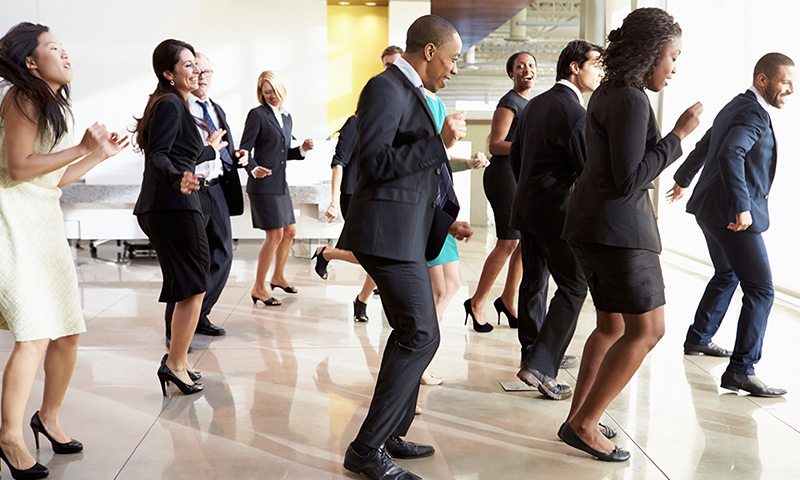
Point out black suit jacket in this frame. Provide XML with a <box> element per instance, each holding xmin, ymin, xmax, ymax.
<box><xmin>133</xmin><ymin>94</ymin><xmax>215</xmax><ymax>215</ymax></box>
<box><xmin>331</xmin><ymin>114</ymin><xmax>359</xmax><ymax>195</ymax></box>
<box><xmin>510</xmin><ymin>83</ymin><xmax>587</xmax><ymax>239</ymax></box>
<box><xmin>337</xmin><ymin>64</ymin><xmax>452</xmax><ymax>262</ymax></box>
<box><xmin>240</xmin><ymin>105</ymin><xmax>303</xmax><ymax>196</ymax></box>
<box><xmin>685</xmin><ymin>90</ymin><xmax>776</xmax><ymax>232</ymax></box>
<box><xmin>562</xmin><ymin>84</ymin><xmax>682</xmax><ymax>252</ymax></box>
<box><xmin>210</xmin><ymin>99</ymin><xmax>244</xmax><ymax>216</ymax></box>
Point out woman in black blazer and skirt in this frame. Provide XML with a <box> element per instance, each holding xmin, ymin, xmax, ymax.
<box><xmin>133</xmin><ymin>39</ymin><xmax>227</xmax><ymax>395</ymax></box>
<box><xmin>241</xmin><ymin>71</ymin><xmax>313</xmax><ymax>305</ymax></box>
<box><xmin>558</xmin><ymin>8</ymin><xmax>702</xmax><ymax>461</ymax></box>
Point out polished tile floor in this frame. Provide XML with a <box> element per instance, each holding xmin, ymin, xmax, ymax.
<box><xmin>2</xmin><ymin>228</ymin><xmax>799</xmax><ymax>479</ymax></box>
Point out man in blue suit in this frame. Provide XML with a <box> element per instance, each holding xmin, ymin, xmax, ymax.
<box><xmin>671</xmin><ymin>52</ymin><xmax>796</xmax><ymax>397</ymax></box>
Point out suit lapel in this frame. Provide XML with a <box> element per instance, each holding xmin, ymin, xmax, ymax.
<box><xmin>387</xmin><ymin>65</ymin><xmax>437</xmax><ymax>132</ymax></box>
<box><xmin>263</xmin><ymin>105</ymin><xmax>286</xmax><ymax>141</ymax></box>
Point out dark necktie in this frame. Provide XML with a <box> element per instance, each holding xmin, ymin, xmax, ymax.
<box><xmin>197</xmin><ymin>100</ymin><xmax>233</xmax><ymax>170</ymax></box>
<box><xmin>418</xmin><ymin>86</ymin><xmax>458</xmax><ymax>213</ymax></box>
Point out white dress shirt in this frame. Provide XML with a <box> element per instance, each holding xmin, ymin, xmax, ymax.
<box><xmin>188</xmin><ymin>93</ymin><xmax>223</xmax><ymax>180</ymax></box>
<box><xmin>747</xmin><ymin>85</ymin><xmax>772</xmax><ymax>119</ymax></box>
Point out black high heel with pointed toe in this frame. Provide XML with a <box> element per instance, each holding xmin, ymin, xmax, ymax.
<box><xmin>311</xmin><ymin>246</ymin><xmax>330</xmax><ymax>280</ymax></box>
<box><xmin>463</xmin><ymin>299</ymin><xmax>493</xmax><ymax>333</ymax></box>
<box><xmin>161</xmin><ymin>354</ymin><xmax>201</xmax><ymax>382</ymax></box>
<box><xmin>0</xmin><ymin>445</ymin><xmax>49</xmax><ymax>479</ymax></box>
<box><xmin>29</xmin><ymin>411</ymin><xmax>83</xmax><ymax>454</ymax></box>
<box><xmin>558</xmin><ymin>422</ymin><xmax>630</xmax><ymax>462</ymax></box>
<box><xmin>493</xmin><ymin>297</ymin><xmax>518</xmax><ymax>328</ymax></box>
<box><xmin>158</xmin><ymin>363</ymin><xmax>203</xmax><ymax>396</ymax></box>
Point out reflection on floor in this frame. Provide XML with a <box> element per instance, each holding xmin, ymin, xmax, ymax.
<box><xmin>1</xmin><ymin>228</ymin><xmax>798</xmax><ymax>480</ymax></box>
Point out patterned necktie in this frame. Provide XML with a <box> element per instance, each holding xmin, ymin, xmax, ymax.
<box><xmin>197</xmin><ymin>100</ymin><xmax>233</xmax><ymax>170</ymax></box>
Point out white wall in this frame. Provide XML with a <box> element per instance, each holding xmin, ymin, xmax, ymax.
<box><xmin>0</xmin><ymin>0</ymin><xmax>330</xmax><ymax>184</ymax></box>
<box><xmin>659</xmin><ymin>0</ymin><xmax>800</xmax><ymax>295</ymax></box>
<box><xmin>388</xmin><ymin>0</ymin><xmax>430</xmax><ymax>49</ymax></box>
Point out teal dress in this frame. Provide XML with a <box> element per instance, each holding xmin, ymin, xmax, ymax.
<box><xmin>424</xmin><ymin>93</ymin><xmax>459</xmax><ymax>268</ymax></box>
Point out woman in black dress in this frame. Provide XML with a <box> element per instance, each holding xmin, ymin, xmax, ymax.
<box><xmin>559</xmin><ymin>8</ymin><xmax>702</xmax><ymax>461</ymax></box>
<box><xmin>464</xmin><ymin>52</ymin><xmax>535</xmax><ymax>332</ymax></box>
<box><xmin>241</xmin><ymin>71</ymin><xmax>314</xmax><ymax>306</ymax></box>
<box><xmin>133</xmin><ymin>39</ymin><xmax>227</xmax><ymax>396</ymax></box>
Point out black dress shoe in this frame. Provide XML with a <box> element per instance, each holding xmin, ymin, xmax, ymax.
<box><xmin>343</xmin><ymin>444</ymin><xmax>421</xmax><ymax>480</ymax></box>
<box><xmin>558</xmin><ymin>423</ymin><xmax>630</xmax><ymax>462</ymax></box>
<box><xmin>312</xmin><ymin>246</ymin><xmax>330</xmax><ymax>280</ymax></box>
<box><xmin>195</xmin><ymin>322</ymin><xmax>226</xmax><ymax>336</ymax></box>
<box><xmin>384</xmin><ymin>436</ymin><xmax>435</xmax><ymax>459</ymax></box>
<box><xmin>684</xmin><ymin>342</ymin><xmax>732</xmax><ymax>357</ymax></box>
<box><xmin>559</xmin><ymin>355</ymin><xmax>578</xmax><ymax>369</ymax></box>
<box><xmin>720</xmin><ymin>371</ymin><xmax>787</xmax><ymax>397</ymax></box>
<box><xmin>517</xmin><ymin>367</ymin><xmax>572</xmax><ymax>400</ymax></box>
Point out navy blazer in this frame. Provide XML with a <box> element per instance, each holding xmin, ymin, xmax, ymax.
<box><xmin>133</xmin><ymin>94</ymin><xmax>215</xmax><ymax>215</ymax></box>
<box><xmin>510</xmin><ymin>83</ymin><xmax>587</xmax><ymax>239</ymax></box>
<box><xmin>685</xmin><ymin>90</ymin><xmax>776</xmax><ymax>232</ymax></box>
<box><xmin>337</xmin><ymin>64</ymin><xmax>451</xmax><ymax>262</ymax></box>
<box><xmin>331</xmin><ymin>114</ymin><xmax>359</xmax><ymax>196</ymax></box>
<box><xmin>240</xmin><ymin>105</ymin><xmax>303</xmax><ymax>196</ymax></box>
<box><xmin>562</xmin><ymin>84</ymin><xmax>682</xmax><ymax>252</ymax></box>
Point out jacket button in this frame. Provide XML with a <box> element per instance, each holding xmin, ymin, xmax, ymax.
<box><xmin>435</xmin><ymin>167</ymin><xmax>441</xmax><ymax>175</ymax></box>
<box><xmin>431</xmin><ymin>202</ymin><xmax>436</xmax><ymax>208</ymax></box>
<box><xmin>765</xmin><ymin>194</ymin><xmax>769</xmax><ymax>199</ymax></box>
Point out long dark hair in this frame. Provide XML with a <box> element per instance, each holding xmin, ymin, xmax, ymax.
<box><xmin>0</xmin><ymin>22</ymin><xmax>71</xmax><ymax>145</ymax></box>
<box><xmin>602</xmin><ymin>8</ymin><xmax>681</xmax><ymax>89</ymax></box>
<box><xmin>133</xmin><ymin>39</ymin><xmax>196</xmax><ymax>152</ymax></box>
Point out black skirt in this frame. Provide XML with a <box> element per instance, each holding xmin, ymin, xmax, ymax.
<box><xmin>569</xmin><ymin>241</ymin><xmax>665</xmax><ymax>314</ymax></box>
<box><xmin>249</xmin><ymin>192</ymin><xmax>295</xmax><ymax>230</ymax></box>
<box><xmin>137</xmin><ymin>210</ymin><xmax>210</xmax><ymax>303</ymax></box>
<box><xmin>483</xmin><ymin>155</ymin><xmax>520</xmax><ymax>240</ymax></box>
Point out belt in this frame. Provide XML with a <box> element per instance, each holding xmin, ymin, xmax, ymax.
<box><xmin>198</xmin><ymin>177</ymin><xmax>220</xmax><ymax>188</ymax></box>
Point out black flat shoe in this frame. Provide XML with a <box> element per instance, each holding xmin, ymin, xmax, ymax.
<box><xmin>720</xmin><ymin>371</ymin><xmax>787</xmax><ymax>397</ymax></box>
<box><xmin>493</xmin><ymin>297</ymin><xmax>518</xmax><ymax>328</ymax></box>
<box><xmin>0</xmin><ymin>445</ymin><xmax>49</xmax><ymax>479</ymax></box>
<box><xmin>30</xmin><ymin>411</ymin><xmax>83</xmax><ymax>455</ymax></box>
<box><xmin>270</xmin><ymin>283</ymin><xmax>298</xmax><ymax>294</ymax></box>
<box><xmin>558</xmin><ymin>422</ymin><xmax>630</xmax><ymax>462</ymax></box>
<box><xmin>311</xmin><ymin>246</ymin><xmax>330</xmax><ymax>280</ymax></box>
<box><xmin>558</xmin><ymin>422</ymin><xmax>617</xmax><ymax>440</ymax></box>
<box><xmin>158</xmin><ymin>362</ymin><xmax>203</xmax><ymax>396</ymax></box>
<box><xmin>161</xmin><ymin>354</ymin><xmax>201</xmax><ymax>382</ymax></box>
<box><xmin>464</xmin><ymin>299</ymin><xmax>493</xmax><ymax>333</ymax></box>
<box><xmin>684</xmin><ymin>341</ymin><xmax>732</xmax><ymax>357</ymax></box>
<box><xmin>353</xmin><ymin>297</ymin><xmax>369</xmax><ymax>322</ymax></box>
<box><xmin>251</xmin><ymin>295</ymin><xmax>281</xmax><ymax>306</ymax></box>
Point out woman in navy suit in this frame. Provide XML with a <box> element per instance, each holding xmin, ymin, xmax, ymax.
<box><xmin>558</xmin><ymin>8</ymin><xmax>702</xmax><ymax>461</ymax></box>
<box><xmin>241</xmin><ymin>71</ymin><xmax>313</xmax><ymax>306</ymax></box>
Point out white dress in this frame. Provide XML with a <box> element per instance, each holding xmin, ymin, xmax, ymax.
<box><xmin>0</xmin><ymin>89</ymin><xmax>86</xmax><ymax>341</ymax></box>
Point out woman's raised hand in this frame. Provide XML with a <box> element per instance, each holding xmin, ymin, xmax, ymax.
<box><xmin>208</xmin><ymin>129</ymin><xmax>229</xmax><ymax>152</ymax></box>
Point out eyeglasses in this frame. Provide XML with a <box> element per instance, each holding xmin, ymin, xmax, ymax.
<box><xmin>199</xmin><ymin>69</ymin><xmax>214</xmax><ymax>78</ymax></box>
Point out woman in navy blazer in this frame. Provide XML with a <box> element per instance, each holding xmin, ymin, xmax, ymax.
<box><xmin>558</xmin><ymin>8</ymin><xmax>702</xmax><ymax>461</ymax></box>
<box><xmin>241</xmin><ymin>71</ymin><xmax>313</xmax><ymax>305</ymax></box>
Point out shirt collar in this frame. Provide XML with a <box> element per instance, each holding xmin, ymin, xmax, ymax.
<box><xmin>556</xmin><ymin>79</ymin><xmax>583</xmax><ymax>106</ymax></box>
<box><xmin>187</xmin><ymin>92</ymin><xmax>209</xmax><ymax>106</ymax></box>
<box><xmin>747</xmin><ymin>85</ymin><xmax>771</xmax><ymax>115</ymax></box>
<box><xmin>393</xmin><ymin>56</ymin><xmax>424</xmax><ymax>90</ymax></box>
<box><xmin>268</xmin><ymin>102</ymin><xmax>287</xmax><ymax>118</ymax></box>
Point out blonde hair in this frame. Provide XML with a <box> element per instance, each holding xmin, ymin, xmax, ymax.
<box><xmin>256</xmin><ymin>70</ymin><xmax>287</xmax><ymax>107</ymax></box>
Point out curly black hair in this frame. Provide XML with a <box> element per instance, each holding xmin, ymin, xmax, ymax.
<box><xmin>602</xmin><ymin>8</ymin><xmax>681</xmax><ymax>89</ymax></box>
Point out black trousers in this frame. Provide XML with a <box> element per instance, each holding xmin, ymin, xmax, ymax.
<box><xmin>165</xmin><ymin>183</ymin><xmax>233</xmax><ymax>337</ymax></box>
<box><xmin>520</xmin><ymin>233</ymin><xmax>588</xmax><ymax>377</ymax></box>
<box><xmin>517</xmin><ymin>234</ymin><xmax>549</xmax><ymax>362</ymax></box>
<box><xmin>353</xmin><ymin>252</ymin><xmax>440</xmax><ymax>449</ymax></box>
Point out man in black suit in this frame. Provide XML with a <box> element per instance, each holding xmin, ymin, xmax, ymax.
<box><xmin>339</xmin><ymin>15</ymin><xmax>471</xmax><ymax>480</ymax></box>
<box><xmin>511</xmin><ymin>40</ymin><xmax>604</xmax><ymax>400</ymax></box>
<box><xmin>669</xmin><ymin>53</ymin><xmax>796</xmax><ymax>397</ymax></box>
<box><xmin>165</xmin><ymin>52</ymin><xmax>246</xmax><ymax>344</ymax></box>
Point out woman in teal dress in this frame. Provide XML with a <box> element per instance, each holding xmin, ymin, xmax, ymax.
<box><xmin>421</xmin><ymin>90</ymin><xmax>488</xmax><ymax>385</ymax></box>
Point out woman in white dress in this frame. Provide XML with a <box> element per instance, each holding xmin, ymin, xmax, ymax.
<box><xmin>0</xmin><ymin>22</ymin><xmax>127</xmax><ymax>479</ymax></box>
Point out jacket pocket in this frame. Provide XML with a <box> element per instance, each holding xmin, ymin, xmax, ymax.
<box><xmin>372</xmin><ymin>186</ymin><xmax>420</xmax><ymax>204</ymax></box>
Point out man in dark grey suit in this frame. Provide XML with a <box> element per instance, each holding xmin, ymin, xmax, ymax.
<box><xmin>339</xmin><ymin>15</ymin><xmax>471</xmax><ymax>480</ymax></box>
<box><xmin>165</xmin><ymin>52</ymin><xmax>246</xmax><ymax>344</ymax></box>
<box><xmin>669</xmin><ymin>53</ymin><xmax>796</xmax><ymax>397</ymax></box>
<box><xmin>511</xmin><ymin>40</ymin><xmax>604</xmax><ymax>401</ymax></box>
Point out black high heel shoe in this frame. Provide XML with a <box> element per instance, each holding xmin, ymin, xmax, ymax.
<box><xmin>0</xmin><ymin>445</ymin><xmax>49</xmax><ymax>479</ymax></box>
<box><xmin>493</xmin><ymin>298</ymin><xmax>518</xmax><ymax>328</ymax></box>
<box><xmin>312</xmin><ymin>246</ymin><xmax>330</xmax><ymax>280</ymax></box>
<box><xmin>463</xmin><ymin>299</ymin><xmax>493</xmax><ymax>333</ymax></box>
<box><xmin>158</xmin><ymin>363</ymin><xmax>203</xmax><ymax>396</ymax></box>
<box><xmin>29</xmin><ymin>411</ymin><xmax>82</xmax><ymax>454</ymax></box>
<box><xmin>251</xmin><ymin>295</ymin><xmax>281</xmax><ymax>306</ymax></box>
<box><xmin>161</xmin><ymin>354</ymin><xmax>201</xmax><ymax>382</ymax></box>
